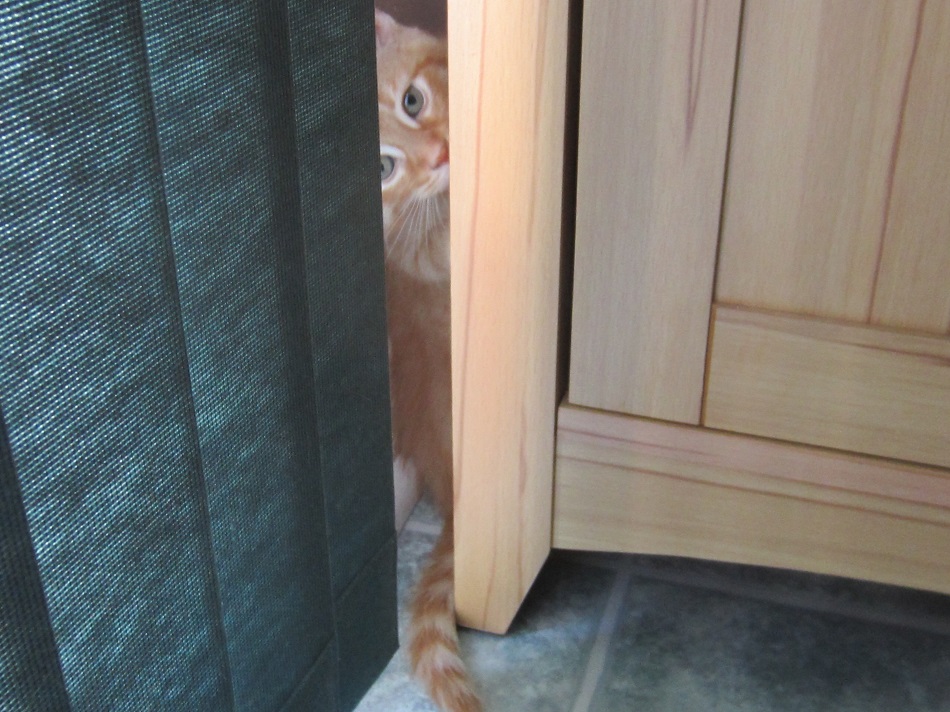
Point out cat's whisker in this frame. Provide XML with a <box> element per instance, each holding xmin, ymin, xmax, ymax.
<box><xmin>386</xmin><ymin>216</ymin><xmax>403</xmax><ymax>259</ymax></box>
<box><xmin>398</xmin><ymin>197</ymin><xmax>424</xmax><ymax>264</ymax></box>
<box><xmin>422</xmin><ymin>201</ymin><xmax>431</xmax><ymax>257</ymax></box>
<box><xmin>424</xmin><ymin>199</ymin><xmax>436</xmax><ymax>260</ymax></box>
<box><xmin>388</xmin><ymin>201</ymin><xmax>415</xmax><ymax>261</ymax></box>
<box><xmin>395</xmin><ymin>196</ymin><xmax>425</xmax><ymax>255</ymax></box>
<box><xmin>405</xmin><ymin>199</ymin><xmax>421</xmax><ymax>246</ymax></box>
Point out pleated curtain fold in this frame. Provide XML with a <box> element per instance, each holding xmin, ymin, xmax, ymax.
<box><xmin>0</xmin><ymin>2</ymin><xmax>396</xmax><ymax>710</ymax></box>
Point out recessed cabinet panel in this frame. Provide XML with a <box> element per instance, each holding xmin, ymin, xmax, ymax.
<box><xmin>718</xmin><ymin>0</ymin><xmax>950</xmax><ymax>333</ymax></box>
<box><xmin>569</xmin><ymin>0</ymin><xmax>741</xmax><ymax>423</ymax></box>
<box><xmin>870</xmin><ymin>1</ymin><xmax>950</xmax><ymax>333</ymax></box>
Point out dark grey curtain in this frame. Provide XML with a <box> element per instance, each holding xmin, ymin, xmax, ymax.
<box><xmin>0</xmin><ymin>1</ymin><xmax>397</xmax><ymax>711</ymax></box>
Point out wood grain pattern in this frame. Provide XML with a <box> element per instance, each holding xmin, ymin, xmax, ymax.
<box><xmin>871</xmin><ymin>0</ymin><xmax>950</xmax><ymax>334</ymax></box>
<box><xmin>568</xmin><ymin>0</ymin><xmax>741</xmax><ymax>423</ymax></box>
<box><xmin>705</xmin><ymin>306</ymin><xmax>950</xmax><ymax>469</ymax></box>
<box><xmin>554</xmin><ymin>404</ymin><xmax>950</xmax><ymax>596</ymax></box>
<box><xmin>449</xmin><ymin>0</ymin><xmax>568</xmax><ymax>634</ymax></box>
<box><xmin>717</xmin><ymin>1</ymin><xmax>921</xmax><ymax>321</ymax></box>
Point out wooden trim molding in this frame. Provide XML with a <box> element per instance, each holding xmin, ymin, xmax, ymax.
<box><xmin>555</xmin><ymin>403</ymin><xmax>950</xmax><ymax>596</ymax></box>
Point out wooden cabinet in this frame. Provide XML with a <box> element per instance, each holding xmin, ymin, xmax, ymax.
<box><xmin>451</xmin><ymin>0</ymin><xmax>950</xmax><ymax>634</ymax></box>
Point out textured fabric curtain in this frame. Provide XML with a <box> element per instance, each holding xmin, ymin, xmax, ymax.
<box><xmin>0</xmin><ymin>2</ymin><xmax>396</xmax><ymax>711</ymax></box>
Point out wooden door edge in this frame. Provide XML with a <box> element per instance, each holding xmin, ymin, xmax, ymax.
<box><xmin>449</xmin><ymin>1</ymin><xmax>571</xmax><ymax>633</ymax></box>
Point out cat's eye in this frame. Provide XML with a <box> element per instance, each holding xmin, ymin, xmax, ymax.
<box><xmin>380</xmin><ymin>154</ymin><xmax>396</xmax><ymax>182</ymax></box>
<box><xmin>402</xmin><ymin>84</ymin><xmax>425</xmax><ymax>118</ymax></box>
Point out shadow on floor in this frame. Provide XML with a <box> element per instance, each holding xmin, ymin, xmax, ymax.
<box><xmin>357</xmin><ymin>499</ymin><xmax>950</xmax><ymax>712</ymax></box>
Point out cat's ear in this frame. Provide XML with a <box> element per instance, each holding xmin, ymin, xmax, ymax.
<box><xmin>375</xmin><ymin>9</ymin><xmax>397</xmax><ymax>48</ymax></box>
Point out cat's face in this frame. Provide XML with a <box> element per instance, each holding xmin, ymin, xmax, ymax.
<box><xmin>376</xmin><ymin>10</ymin><xmax>449</xmax><ymax>281</ymax></box>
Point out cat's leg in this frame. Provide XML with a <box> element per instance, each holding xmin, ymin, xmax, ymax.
<box><xmin>394</xmin><ymin>454</ymin><xmax>422</xmax><ymax>532</ymax></box>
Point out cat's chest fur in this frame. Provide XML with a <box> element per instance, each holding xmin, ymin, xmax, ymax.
<box><xmin>385</xmin><ymin>262</ymin><xmax>453</xmax><ymax>515</ymax></box>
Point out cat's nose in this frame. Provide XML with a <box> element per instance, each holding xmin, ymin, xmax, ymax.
<box><xmin>431</xmin><ymin>139</ymin><xmax>449</xmax><ymax>168</ymax></box>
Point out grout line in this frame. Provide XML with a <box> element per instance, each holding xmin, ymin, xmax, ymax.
<box><xmin>570</xmin><ymin>564</ymin><xmax>634</xmax><ymax>712</ymax></box>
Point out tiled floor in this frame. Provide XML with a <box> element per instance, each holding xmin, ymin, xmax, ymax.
<box><xmin>357</xmin><ymin>499</ymin><xmax>950</xmax><ymax>711</ymax></box>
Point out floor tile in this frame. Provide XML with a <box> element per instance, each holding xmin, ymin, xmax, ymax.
<box><xmin>589</xmin><ymin>576</ymin><xmax>950</xmax><ymax>712</ymax></box>
<box><xmin>354</xmin><ymin>524</ymin><xmax>439</xmax><ymax>712</ymax></box>
<box><xmin>615</xmin><ymin>554</ymin><xmax>950</xmax><ymax>636</ymax></box>
<box><xmin>464</xmin><ymin>552</ymin><xmax>617</xmax><ymax>712</ymax></box>
<box><xmin>356</xmin><ymin>504</ymin><xmax>617</xmax><ymax>712</ymax></box>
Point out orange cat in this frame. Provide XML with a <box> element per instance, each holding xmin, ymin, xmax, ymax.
<box><xmin>375</xmin><ymin>9</ymin><xmax>481</xmax><ymax>712</ymax></box>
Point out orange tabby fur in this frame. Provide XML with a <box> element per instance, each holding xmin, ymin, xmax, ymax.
<box><xmin>375</xmin><ymin>10</ymin><xmax>482</xmax><ymax>712</ymax></box>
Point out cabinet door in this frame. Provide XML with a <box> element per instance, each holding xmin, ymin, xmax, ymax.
<box><xmin>706</xmin><ymin>0</ymin><xmax>950</xmax><ymax>468</ymax></box>
<box><xmin>569</xmin><ymin>0</ymin><xmax>741</xmax><ymax>424</ymax></box>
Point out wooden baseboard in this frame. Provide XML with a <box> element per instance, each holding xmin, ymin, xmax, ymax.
<box><xmin>554</xmin><ymin>404</ymin><xmax>950</xmax><ymax>596</ymax></box>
